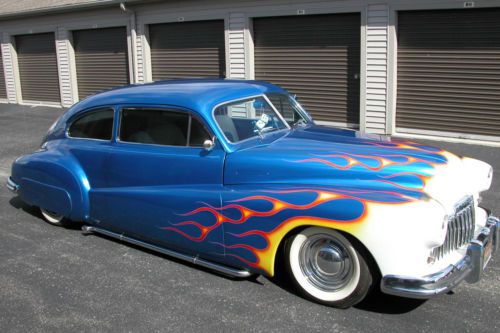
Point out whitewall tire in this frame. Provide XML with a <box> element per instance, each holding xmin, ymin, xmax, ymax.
<box><xmin>285</xmin><ymin>227</ymin><xmax>373</xmax><ymax>308</ymax></box>
<box><xmin>40</xmin><ymin>208</ymin><xmax>66</xmax><ymax>226</ymax></box>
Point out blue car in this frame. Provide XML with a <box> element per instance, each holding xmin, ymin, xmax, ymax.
<box><xmin>7</xmin><ymin>79</ymin><xmax>499</xmax><ymax>308</ymax></box>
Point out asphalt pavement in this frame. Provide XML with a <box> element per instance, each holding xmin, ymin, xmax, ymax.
<box><xmin>0</xmin><ymin>104</ymin><xmax>499</xmax><ymax>332</ymax></box>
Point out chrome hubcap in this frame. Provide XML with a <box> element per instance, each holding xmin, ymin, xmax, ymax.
<box><xmin>299</xmin><ymin>234</ymin><xmax>354</xmax><ymax>291</ymax></box>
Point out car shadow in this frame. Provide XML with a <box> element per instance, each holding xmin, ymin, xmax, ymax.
<box><xmin>9</xmin><ymin>196</ymin><xmax>40</xmax><ymax>217</ymax></box>
<box><xmin>267</xmin><ymin>270</ymin><xmax>426</xmax><ymax>314</ymax></box>
<box><xmin>8</xmin><ymin>196</ymin><xmax>263</xmax><ymax>283</ymax></box>
<box><xmin>82</xmin><ymin>230</ymin><xmax>262</xmax><ymax>283</ymax></box>
<box><xmin>9</xmin><ymin>196</ymin><xmax>84</xmax><ymax>230</ymax></box>
<box><xmin>354</xmin><ymin>289</ymin><xmax>427</xmax><ymax>314</ymax></box>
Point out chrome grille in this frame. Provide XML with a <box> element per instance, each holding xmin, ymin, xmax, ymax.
<box><xmin>432</xmin><ymin>196</ymin><xmax>475</xmax><ymax>260</ymax></box>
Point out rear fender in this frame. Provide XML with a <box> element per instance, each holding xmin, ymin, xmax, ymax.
<box><xmin>12</xmin><ymin>151</ymin><xmax>89</xmax><ymax>221</ymax></box>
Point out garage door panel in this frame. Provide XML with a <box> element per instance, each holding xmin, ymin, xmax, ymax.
<box><xmin>254</xmin><ymin>13</ymin><xmax>360</xmax><ymax>125</ymax></box>
<box><xmin>15</xmin><ymin>33</ymin><xmax>60</xmax><ymax>103</ymax></box>
<box><xmin>149</xmin><ymin>20</ymin><xmax>225</xmax><ymax>80</ymax></box>
<box><xmin>396</xmin><ymin>8</ymin><xmax>500</xmax><ymax>137</ymax></box>
<box><xmin>73</xmin><ymin>27</ymin><xmax>129</xmax><ymax>99</ymax></box>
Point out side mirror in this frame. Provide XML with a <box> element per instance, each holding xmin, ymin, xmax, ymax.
<box><xmin>203</xmin><ymin>139</ymin><xmax>215</xmax><ymax>151</ymax></box>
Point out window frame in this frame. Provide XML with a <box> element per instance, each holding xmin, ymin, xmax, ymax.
<box><xmin>66</xmin><ymin>106</ymin><xmax>115</xmax><ymax>142</ymax></box>
<box><xmin>116</xmin><ymin>106</ymin><xmax>214</xmax><ymax>149</ymax></box>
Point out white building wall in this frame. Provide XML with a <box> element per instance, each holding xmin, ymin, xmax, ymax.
<box><xmin>364</xmin><ymin>3</ymin><xmax>389</xmax><ymax>134</ymax></box>
<box><xmin>227</xmin><ymin>12</ymin><xmax>247</xmax><ymax>79</ymax></box>
<box><xmin>55</xmin><ymin>27</ymin><xmax>76</xmax><ymax>107</ymax></box>
<box><xmin>135</xmin><ymin>23</ymin><xmax>146</xmax><ymax>84</ymax></box>
<box><xmin>1</xmin><ymin>33</ymin><xmax>19</xmax><ymax>103</ymax></box>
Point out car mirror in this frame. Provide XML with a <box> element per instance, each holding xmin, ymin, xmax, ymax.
<box><xmin>203</xmin><ymin>139</ymin><xmax>215</xmax><ymax>151</ymax></box>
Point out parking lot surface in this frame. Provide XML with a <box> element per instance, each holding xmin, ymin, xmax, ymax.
<box><xmin>1</xmin><ymin>104</ymin><xmax>499</xmax><ymax>332</ymax></box>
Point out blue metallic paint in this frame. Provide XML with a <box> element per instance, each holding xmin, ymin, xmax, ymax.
<box><xmin>10</xmin><ymin>79</ymin><xmax>451</xmax><ymax>276</ymax></box>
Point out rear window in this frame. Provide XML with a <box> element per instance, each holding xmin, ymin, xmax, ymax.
<box><xmin>68</xmin><ymin>108</ymin><xmax>114</xmax><ymax>140</ymax></box>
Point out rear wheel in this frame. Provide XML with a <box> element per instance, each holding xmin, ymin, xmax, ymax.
<box><xmin>284</xmin><ymin>227</ymin><xmax>373</xmax><ymax>308</ymax></box>
<box><xmin>40</xmin><ymin>208</ymin><xmax>66</xmax><ymax>226</ymax></box>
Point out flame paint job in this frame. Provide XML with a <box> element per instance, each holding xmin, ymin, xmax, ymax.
<box><xmin>164</xmin><ymin>187</ymin><xmax>420</xmax><ymax>274</ymax></box>
<box><xmin>295</xmin><ymin>146</ymin><xmax>447</xmax><ymax>191</ymax></box>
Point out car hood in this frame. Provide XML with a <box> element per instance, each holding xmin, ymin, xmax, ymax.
<box><xmin>224</xmin><ymin>125</ymin><xmax>492</xmax><ymax>211</ymax></box>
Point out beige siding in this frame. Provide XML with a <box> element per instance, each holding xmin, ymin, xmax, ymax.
<box><xmin>55</xmin><ymin>27</ymin><xmax>75</xmax><ymax>107</ymax></box>
<box><xmin>135</xmin><ymin>23</ymin><xmax>146</xmax><ymax>83</ymax></box>
<box><xmin>1</xmin><ymin>33</ymin><xmax>18</xmax><ymax>103</ymax></box>
<box><xmin>365</xmin><ymin>3</ymin><xmax>388</xmax><ymax>134</ymax></box>
<box><xmin>227</xmin><ymin>12</ymin><xmax>247</xmax><ymax>79</ymax></box>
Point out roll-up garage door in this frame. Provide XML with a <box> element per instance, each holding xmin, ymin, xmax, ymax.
<box><xmin>16</xmin><ymin>33</ymin><xmax>60</xmax><ymax>103</ymax></box>
<box><xmin>396</xmin><ymin>8</ymin><xmax>500</xmax><ymax>137</ymax></box>
<box><xmin>0</xmin><ymin>47</ymin><xmax>7</xmax><ymax>99</ymax></box>
<box><xmin>149</xmin><ymin>20</ymin><xmax>226</xmax><ymax>80</ymax></box>
<box><xmin>73</xmin><ymin>27</ymin><xmax>129</xmax><ymax>99</ymax></box>
<box><xmin>254</xmin><ymin>14</ymin><xmax>360</xmax><ymax>125</ymax></box>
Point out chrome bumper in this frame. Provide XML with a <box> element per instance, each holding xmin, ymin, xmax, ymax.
<box><xmin>381</xmin><ymin>215</ymin><xmax>499</xmax><ymax>299</ymax></box>
<box><xmin>6</xmin><ymin>176</ymin><xmax>19</xmax><ymax>193</ymax></box>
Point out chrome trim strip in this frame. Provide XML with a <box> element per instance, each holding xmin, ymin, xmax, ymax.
<box><xmin>82</xmin><ymin>225</ymin><xmax>252</xmax><ymax>278</ymax></box>
<box><xmin>6</xmin><ymin>177</ymin><xmax>19</xmax><ymax>193</ymax></box>
<box><xmin>381</xmin><ymin>215</ymin><xmax>498</xmax><ymax>299</ymax></box>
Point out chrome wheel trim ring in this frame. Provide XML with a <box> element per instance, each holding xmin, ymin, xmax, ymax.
<box><xmin>298</xmin><ymin>233</ymin><xmax>355</xmax><ymax>292</ymax></box>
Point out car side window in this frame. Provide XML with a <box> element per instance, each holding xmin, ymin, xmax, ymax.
<box><xmin>119</xmin><ymin>108</ymin><xmax>211</xmax><ymax>147</ymax></box>
<box><xmin>68</xmin><ymin>108</ymin><xmax>114</xmax><ymax>140</ymax></box>
<box><xmin>189</xmin><ymin>116</ymin><xmax>211</xmax><ymax>147</ymax></box>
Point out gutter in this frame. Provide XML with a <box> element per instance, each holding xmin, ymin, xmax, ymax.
<box><xmin>0</xmin><ymin>0</ymin><xmax>146</xmax><ymax>20</ymax></box>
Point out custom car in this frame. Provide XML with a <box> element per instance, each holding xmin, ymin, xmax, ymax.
<box><xmin>7</xmin><ymin>79</ymin><xmax>499</xmax><ymax>308</ymax></box>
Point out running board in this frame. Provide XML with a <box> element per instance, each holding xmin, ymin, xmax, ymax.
<box><xmin>81</xmin><ymin>225</ymin><xmax>252</xmax><ymax>278</ymax></box>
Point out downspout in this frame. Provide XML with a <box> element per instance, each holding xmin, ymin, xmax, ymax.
<box><xmin>120</xmin><ymin>2</ymin><xmax>138</xmax><ymax>84</ymax></box>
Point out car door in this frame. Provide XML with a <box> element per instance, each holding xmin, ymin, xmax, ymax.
<box><xmin>89</xmin><ymin>106</ymin><xmax>226</xmax><ymax>258</ymax></box>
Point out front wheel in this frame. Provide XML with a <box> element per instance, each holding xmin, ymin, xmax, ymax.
<box><xmin>285</xmin><ymin>227</ymin><xmax>373</xmax><ymax>308</ymax></box>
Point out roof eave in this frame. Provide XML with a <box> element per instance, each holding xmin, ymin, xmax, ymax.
<box><xmin>0</xmin><ymin>0</ymin><xmax>142</xmax><ymax>21</ymax></box>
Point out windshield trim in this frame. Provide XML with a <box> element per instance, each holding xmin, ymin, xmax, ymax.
<box><xmin>211</xmin><ymin>94</ymin><xmax>290</xmax><ymax>146</ymax></box>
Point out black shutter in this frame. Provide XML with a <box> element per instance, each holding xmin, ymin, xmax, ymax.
<box><xmin>396</xmin><ymin>8</ymin><xmax>500</xmax><ymax>137</ymax></box>
<box><xmin>73</xmin><ymin>27</ymin><xmax>129</xmax><ymax>99</ymax></box>
<box><xmin>149</xmin><ymin>20</ymin><xmax>226</xmax><ymax>80</ymax></box>
<box><xmin>253</xmin><ymin>13</ymin><xmax>361</xmax><ymax>125</ymax></box>
<box><xmin>16</xmin><ymin>33</ymin><xmax>60</xmax><ymax>103</ymax></box>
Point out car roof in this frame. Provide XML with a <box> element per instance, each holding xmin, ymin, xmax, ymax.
<box><xmin>67</xmin><ymin>79</ymin><xmax>288</xmax><ymax>118</ymax></box>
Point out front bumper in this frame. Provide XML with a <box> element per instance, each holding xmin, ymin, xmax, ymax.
<box><xmin>6</xmin><ymin>176</ymin><xmax>19</xmax><ymax>193</ymax></box>
<box><xmin>381</xmin><ymin>214</ymin><xmax>499</xmax><ymax>299</ymax></box>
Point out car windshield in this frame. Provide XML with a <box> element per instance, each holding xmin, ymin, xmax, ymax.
<box><xmin>214</xmin><ymin>96</ymin><xmax>288</xmax><ymax>143</ymax></box>
<box><xmin>266</xmin><ymin>93</ymin><xmax>312</xmax><ymax>127</ymax></box>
